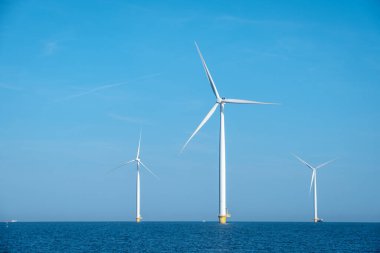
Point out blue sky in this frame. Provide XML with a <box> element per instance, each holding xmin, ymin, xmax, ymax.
<box><xmin>0</xmin><ymin>0</ymin><xmax>379</xmax><ymax>222</ymax></box>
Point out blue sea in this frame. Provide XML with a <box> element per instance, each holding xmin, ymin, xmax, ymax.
<box><xmin>1</xmin><ymin>222</ymin><xmax>379</xmax><ymax>252</ymax></box>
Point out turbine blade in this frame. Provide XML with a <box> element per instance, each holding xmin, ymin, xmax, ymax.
<box><xmin>181</xmin><ymin>103</ymin><xmax>219</xmax><ymax>153</ymax></box>
<box><xmin>108</xmin><ymin>159</ymin><xmax>135</xmax><ymax>174</ymax></box>
<box><xmin>316</xmin><ymin>158</ymin><xmax>337</xmax><ymax>169</ymax></box>
<box><xmin>139</xmin><ymin>161</ymin><xmax>159</xmax><ymax>180</ymax></box>
<box><xmin>224</xmin><ymin>98</ymin><xmax>279</xmax><ymax>105</ymax></box>
<box><xmin>292</xmin><ymin>154</ymin><xmax>314</xmax><ymax>170</ymax></box>
<box><xmin>194</xmin><ymin>42</ymin><xmax>220</xmax><ymax>99</ymax></box>
<box><xmin>137</xmin><ymin>130</ymin><xmax>142</xmax><ymax>158</ymax></box>
<box><xmin>309</xmin><ymin>170</ymin><xmax>316</xmax><ymax>193</ymax></box>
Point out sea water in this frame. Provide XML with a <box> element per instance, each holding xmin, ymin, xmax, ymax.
<box><xmin>1</xmin><ymin>222</ymin><xmax>379</xmax><ymax>252</ymax></box>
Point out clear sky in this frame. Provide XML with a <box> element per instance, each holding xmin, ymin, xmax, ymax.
<box><xmin>1</xmin><ymin>0</ymin><xmax>379</xmax><ymax>222</ymax></box>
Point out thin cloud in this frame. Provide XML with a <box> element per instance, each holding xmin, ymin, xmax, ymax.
<box><xmin>43</xmin><ymin>41</ymin><xmax>58</xmax><ymax>55</ymax></box>
<box><xmin>108</xmin><ymin>113</ymin><xmax>151</xmax><ymax>125</ymax></box>
<box><xmin>56</xmin><ymin>81</ymin><xmax>127</xmax><ymax>102</ymax></box>
<box><xmin>0</xmin><ymin>83</ymin><xmax>24</xmax><ymax>91</ymax></box>
<box><xmin>55</xmin><ymin>73</ymin><xmax>160</xmax><ymax>102</ymax></box>
<box><xmin>216</xmin><ymin>15</ymin><xmax>302</xmax><ymax>28</ymax></box>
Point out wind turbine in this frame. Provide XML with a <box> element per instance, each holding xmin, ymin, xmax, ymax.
<box><xmin>112</xmin><ymin>131</ymin><xmax>159</xmax><ymax>223</ymax></box>
<box><xmin>293</xmin><ymin>154</ymin><xmax>336</xmax><ymax>223</ymax></box>
<box><xmin>181</xmin><ymin>42</ymin><xmax>277</xmax><ymax>224</ymax></box>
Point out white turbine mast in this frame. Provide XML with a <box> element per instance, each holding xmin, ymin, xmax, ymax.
<box><xmin>182</xmin><ymin>42</ymin><xmax>277</xmax><ymax>224</ymax></box>
<box><xmin>111</xmin><ymin>131</ymin><xmax>158</xmax><ymax>223</ymax></box>
<box><xmin>293</xmin><ymin>154</ymin><xmax>336</xmax><ymax>223</ymax></box>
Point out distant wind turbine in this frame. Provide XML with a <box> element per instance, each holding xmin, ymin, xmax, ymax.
<box><xmin>181</xmin><ymin>42</ymin><xmax>277</xmax><ymax>224</ymax></box>
<box><xmin>112</xmin><ymin>131</ymin><xmax>158</xmax><ymax>223</ymax></box>
<box><xmin>293</xmin><ymin>154</ymin><xmax>336</xmax><ymax>223</ymax></box>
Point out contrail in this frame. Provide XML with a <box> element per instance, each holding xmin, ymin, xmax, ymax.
<box><xmin>55</xmin><ymin>73</ymin><xmax>160</xmax><ymax>102</ymax></box>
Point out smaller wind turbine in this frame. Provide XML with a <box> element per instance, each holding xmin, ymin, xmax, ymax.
<box><xmin>293</xmin><ymin>154</ymin><xmax>336</xmax><ymax>223</ymax></box>
<box><xmin>111</xmin><ymin>131</ymin><xmax>158</xmax><ymax>223</ymax></box>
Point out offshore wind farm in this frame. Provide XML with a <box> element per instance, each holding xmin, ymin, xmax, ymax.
<box><xmin>1</xmin><ymin>0</ymin><xmax>380</xmax><ymax>252</ymax></box>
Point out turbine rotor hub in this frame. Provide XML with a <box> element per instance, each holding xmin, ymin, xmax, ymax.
<box><xmin>216</xmin><ymin>97</ymin><xmax>226</xmax><ymax>104</ymax></box>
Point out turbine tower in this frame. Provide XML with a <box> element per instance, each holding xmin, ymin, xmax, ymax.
<box><xmin>182</xmin><ymin>42</ymin><xmax>277</xmax><ymax>224</ymax></box>
<box><xmin>112</xmin><ymin>131</ymin><xmax>158</xmax><ymax>223</ymax></box>
<box><xmin>293</xmin><ymin>154</ymin><xmax>335</xmax><ymax>223</ymax></box>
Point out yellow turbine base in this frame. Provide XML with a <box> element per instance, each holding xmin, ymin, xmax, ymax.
<box><xmin>136</xmin><ymin>217</ymin><xmax>141</xmax><ymax>223</ymax></box>
<box><xmin>219</xmin><ymin>215</ymin><xmax>227</xmax><ymax>224</ymax></box>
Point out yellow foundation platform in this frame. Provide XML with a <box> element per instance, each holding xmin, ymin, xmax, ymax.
<box><xmin>136</xmin><ymin>217</ymin><xmax>141</xmax><ymax>223</ymax></box>
<box><xmin>218</xmin><ymin>215</ymin><xmax>227</xmax><ymax>224</ymax></box>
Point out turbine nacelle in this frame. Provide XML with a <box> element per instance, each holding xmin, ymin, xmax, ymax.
<box><xmin>216</xmin><ymin>97</ymin><xmax>226</xmax><ymax>104</ymax></box>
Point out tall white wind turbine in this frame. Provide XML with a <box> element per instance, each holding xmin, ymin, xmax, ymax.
<box><xmin>181</xmin><ymin>42</ymin><xmax>277</xmax><ymax>224</ymax></box>
<box><xmin>112</xmin><ymin>132</ymin><xmax>158</xmax><ymax>223</ymax></box>
<box><xmin>293</xmin><ymin>154</ymin><xmax>336</xmax><ymax>223</ymax></box>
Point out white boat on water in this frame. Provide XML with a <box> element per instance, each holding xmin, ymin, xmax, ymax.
<box><xmin>2</xmin><ymin>220</ymin><xmax>18</xmax><ymax>223</ymax></box>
